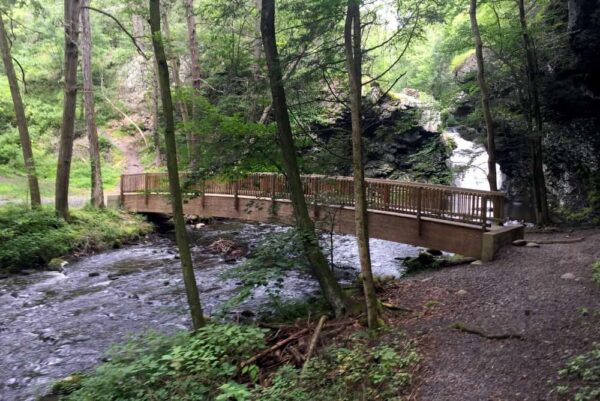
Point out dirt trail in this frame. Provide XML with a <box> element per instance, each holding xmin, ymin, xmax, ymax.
<box><xmin>102</xmin><ymin>127</ymin><xmax>144</xmax><ymax>177</ymax></box>
<box><xmin>382</xmin><ymin>229</ymin><xmax>600</xmax><ymax>400</ymax></box>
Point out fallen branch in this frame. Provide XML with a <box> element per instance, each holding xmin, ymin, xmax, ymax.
<box><xmin>440</xmin><ymin>257</ymin><xmax>476</xmax><ymax>267</ymax></box>
<box><xmin>241</xmin><ymin>328</ymin><xmax>309</xmax><ymax>367</ymax></box>
<box><xmin>302</xmin><ymin>315</ymin><xmax>327</xmax><ymax>373</ymax></box>
<box><xmin>450</xmin><ymin>322</ymin><xmax>524</xmax><ymax>340</ymax></box>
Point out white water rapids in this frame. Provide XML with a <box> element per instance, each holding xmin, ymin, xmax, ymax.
<box><xmin>444</xmin><ymin>127</ymin><xmax>503</xmax><ymax>191</ymax></box>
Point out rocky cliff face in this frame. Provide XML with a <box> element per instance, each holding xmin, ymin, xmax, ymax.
<box><xmin>303</xmin><ymin>90</ymin><xmax>452</xmax><ymax>185</ymax></box>
<box><xmin>447</xmin><ymin>0</ymin><xmax>600</xmax><ymax>222</ymax></box>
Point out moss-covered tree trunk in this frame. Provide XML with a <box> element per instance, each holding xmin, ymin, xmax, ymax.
<box><xmin>261</xmin><ymin>0</ymin><xmax>350</xmax><ymax>317</ymax></box>
<box><xmin>81</xmin><ymin>0</ymin><xmax>105</xmax><ymax>208</ymax></box>
<box><xmin>518</xmin><ymin>0</ymin><xmax>550</xmax><ymax>225</ymax></box>
<box><xmin>344</xmin><ymin>0</ymin><xmax>381</xmax><ymax>330</ymax></box>
<box><xmin>469</xmin><ymin>0</ymin><xmax>498</xmax><ymax>192</ymax></box>
<box><xmin>0</xmin><ymin>15</ymin><xmax>41</xmax><ymax>208</ymax></box>
<box><xmin>149</xmin><ymin>0</ymin><xmax>205</xmax><ymax>330</ymax></box>
<box><xmin>56</xmin><ymin>0</ymin><xmax>81</xmax><ymax>220</ymax></box>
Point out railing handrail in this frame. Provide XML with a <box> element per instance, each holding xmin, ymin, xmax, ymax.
<box><xmin>120</xmin><ymin>172</ymin><xmax>505</xmax><ymax>228</ymax></box>
<box><xmin>123</xmin><ymin>172</ymin><xmax>505</xmax><ymax>197</ymax></box>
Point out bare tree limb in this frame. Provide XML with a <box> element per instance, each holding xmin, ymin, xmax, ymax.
<box><xmin>11</xmin><ymin>56</ymin><xmax>26</xmax><ymax>93</ymax></box>
<box><xmin>81</xmin><ymin>6</ymin><xmax>148</xmax><ymax>60</ymax></box>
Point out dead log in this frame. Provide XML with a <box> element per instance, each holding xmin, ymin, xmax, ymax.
<box><xmin>302</xmin><ymin>315</ymin><xmax>327</xmax><ymax>373</ymax></box>
<box><xmin>241</xmin><ymin>328</ymin><xmax>309</xmax><ymax>367</ymax></box>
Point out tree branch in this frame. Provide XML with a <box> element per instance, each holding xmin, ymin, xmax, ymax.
<box><xmin>81</xmin><ymin>6</ymin><xmax>148</xmax><ymax>60</ymax></box>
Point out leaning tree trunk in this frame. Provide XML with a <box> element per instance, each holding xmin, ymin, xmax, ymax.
<box><xmin>344</xmin><ymin>0</ymin><xmax>381</xmax><ymax>330</ymax></box>
<box><xmin>261</xmin><ymin>0</ymin><xmax>350</xmax><ymax>317</ymax></box>
<box><xmin>183</xmin><ymin>0</ymin><xmax>200</xmax><ymax>168</ymax></box>
<box><xmin>149</xmin><ymin>0</ymin><xmax>205</xmax><ymax>330</ymax></box>
<box><xmin>518</xmin><ymin>0</ymin><xmax>550</xmax><ymax>225</ymax></box>
<box><xmin>81</xmin><ymin>0</ymin><xmax>104</xmax><ymax>208</ymax></box>
<box><xmin>56</xmin><ymin>0</ymin><xmax>81</xmax><ymax>220</ymax></box>
<box><xmin>469</xmin><ymin>0</ymin><xmax>498</xmax><ymax>192</ymax></box>
<box><xmin>0</xmin><ymin>15</ymin><xmax>41</xmax><ymax>207</ymax></box>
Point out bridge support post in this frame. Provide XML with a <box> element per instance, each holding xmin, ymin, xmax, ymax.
<box><xmin>234</xmin><ymin>182</ymin><xmax>239</xmax><ymax>212</ymax></box>
<box><xmin>313</xmin><ymin>178</ymin><xmax>320</xmax><ymax>219</ymax></box>
<box><xmin>119</xmin><ymin>175</ymin><xmax>124</xmax><ymax>207</ymax></box>
<box><xmin>481</xmin><ymin>195</ymin><xmax>488</xmax><ymax>231</ymax></box>
<box><xmin>417</xmin><ymin>187</ymin><xmax>422</xmax><ymax>236</ymax></box>
<box><xmin>144</xmin><ymin>173</ymin><xmax>149</xmax><ymax>206</ymax></box>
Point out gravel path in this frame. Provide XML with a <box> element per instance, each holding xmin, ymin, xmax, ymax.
<box><xmin>383</xmin><ymin>229</ymin><xmax>600</xmax><ymax>400</ymax></box>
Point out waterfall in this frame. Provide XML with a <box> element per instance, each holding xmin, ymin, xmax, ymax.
<box><xmin>444</xmin><ymin>127</ymin><xmax>503</xmax><ymax>191</ymax></box>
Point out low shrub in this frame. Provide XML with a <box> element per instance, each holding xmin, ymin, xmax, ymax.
<box><xmin>593</xmin><ymin>260</ymin><xmax>600</xmax><ymax>286</ymax></box>
<box><xmin>0</xmin><ymin>205</ymin><xmax>152</xmax><ymax>272</ymax></box>
<box><xmin>59</xmin><ymin>325</ymin><xmax>419</xmax><ymax>401</ymax></box>
<box><xmin>63</xmin><ymin>324</ymin><xmax>267</xmax><ymax>401</ymax></box>
<box><xmin>257</xmin><ymin>336</ymin><xmax>419</xmax><ymax>401</ymax></box>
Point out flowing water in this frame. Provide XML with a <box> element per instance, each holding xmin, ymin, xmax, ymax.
<box><xmin>0</xmin><ymin>220</ymin><xmax>421</xmax><ymax>401</ymax></box>
<box><xmin>445</xmin><ymin>127</ymin><xmax>503</xmax><ymax>191</ymax></box>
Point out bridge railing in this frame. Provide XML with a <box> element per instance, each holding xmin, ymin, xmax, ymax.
<box><xmin>121</xmin><ymin>173</ymin><xmax>505</xmax><ymax>228</ymax></box>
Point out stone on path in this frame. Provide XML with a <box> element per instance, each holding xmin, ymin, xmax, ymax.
<box><xmin>560</xmin><ymin>273</ymin><xmax>576</xmax><ymax>280</ymax></box>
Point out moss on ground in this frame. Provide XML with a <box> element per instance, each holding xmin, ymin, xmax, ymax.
<box><xmin>0</xmin><ymin>205</ymin><xmax>152</xmax><ymax>272</ymax></box>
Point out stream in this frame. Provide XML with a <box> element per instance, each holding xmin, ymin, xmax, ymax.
<box><xmin>0</xmin><ymin>220</ymin><xmax>421</xmax><ymax>401</ymax></box>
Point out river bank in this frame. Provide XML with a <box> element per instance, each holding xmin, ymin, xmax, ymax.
<box><xmin>0</xmin><ymin>205</ymin><xmax>153</xmax><ymax>276</ymax></box>
<box><xmin>0</xmin><ymin>219</ymin><xmax>421</xmax><ymax>400</ymax></box>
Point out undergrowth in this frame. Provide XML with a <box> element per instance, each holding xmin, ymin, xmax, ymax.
<box><xmin>555</xmin><ymin>344</ymin><xmax>600</xmax><ymax>400</ymax></box>
<box><xmin>0</xmin><ymin>205</ymin><xmax>152</xmax><ymax>272</ymax></box>
<box><xmin>593</xmin><ymin>260</ymin><xmax>600</xmax><ymax>286</ymax></box>
<box><xmin>55</xmin><ymin>323</ymin><xmax>418</xmax><ymax>401</ymax></box>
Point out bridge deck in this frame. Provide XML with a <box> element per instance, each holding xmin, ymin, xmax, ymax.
<box><xmin>118</xmin><ymin>173</ymin><xmax>522</xmax><ymax>260</ymax></box>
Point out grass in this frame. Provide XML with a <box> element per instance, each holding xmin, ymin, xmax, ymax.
<box><xmin>0</xmin><ymin>204</ymin><xmax>153</xmax><ymax>272</ymax></box>
<box><xmin>0</xmin><ymin>134</ymin><xmax>124</xmax><ymax>202</ymax></box>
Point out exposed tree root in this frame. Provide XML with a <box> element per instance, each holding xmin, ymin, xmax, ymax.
<box><xmin>450</xmin><ymin>322</ymin><xmax>525</xmax><ymax>340</ymax></box>
<box><xmin>382</xmin><ymin>302</ymin><xmax>415</xmax><ymax>313</ymax></box>
<box><xmin>534</xmin><ymin>237</ymin><xmax>585</xmax><ymax>245</ymax></box>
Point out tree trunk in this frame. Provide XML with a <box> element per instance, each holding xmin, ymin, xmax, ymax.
<box><xmin>183</xmin><ymin>0</ymin><xmax>200</xmax><ymax>168</ymax></box>
<box><xmin>162</xmin><ymin>6</ymin><xmax>191</xmax><ymax>159</ymax></box>
<box><xmin>149</xmin><ymin>0</ymin><xmax>205</xmax><ymax>330</ymax></box>
<box><xmin>0</xmin><ymin>15</ymin><xmax>41</xmax><ymax>207</ymax></box>
<box><xmin>56</xmin><ymin>0</ymin><xmax>81</xmax><ymax>220</ymax></box>
<box><xmin>151</xmin><ymin>60</ymin><xmax>162</xmax><ymax>165</ymax></box>
<box><xmin>469</xmin><ymin>0</ymin><xmax>498</xmax><ymax>192</ymax></box>
<box><xmin>518</xmin><ymin>0</ymin><xmax>550</xmax><ymax>225</ymax></box>
<box><xmin>252</xmin><ymin>0</ymin><xmax>262</xmax><ymax>83</ymax></box>
<box><xmin>81</xmin><ymin>0</ymin><xmax>104</xmax><ymax>208</ymax></box>
<box><xmin>132</xmin><ymin>14</ymin><xmax>145</xmax><ymax>51</ymax></box>
<box><xmin>344</xmin><ymin>0</ymin><xmax>380</xmax><ymax>330</ymax></box>
<box><xmin>261</xmin><ymin>0</ymin><xmax>350</xmax><ymax>317</ymax></box>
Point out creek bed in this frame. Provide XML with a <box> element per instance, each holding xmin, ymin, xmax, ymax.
<box><xmin>0</xmin><ymin>220</ymin><xmax>420</xmax><ymax>401</ymax></box>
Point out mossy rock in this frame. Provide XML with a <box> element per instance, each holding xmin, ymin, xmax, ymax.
<box><xmin>49</xmin><ymin>374</ymin><xmax>84</xmax><ymax>396</ymax></box>
<box><xmin>47</xmin><ymin>258</ymin><xmax>68</xmax><ymax>271</ymax></box>
<box><xmin>403</xmin><ymin>252</ymin><xmax>441</xmax><ymax>274</ymax></box>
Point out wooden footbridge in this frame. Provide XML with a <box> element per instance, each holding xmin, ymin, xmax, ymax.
<box><xmin>117</xmin><ymin>173</ymin><xmax>523</xmax><ymax>261</ymax></box>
